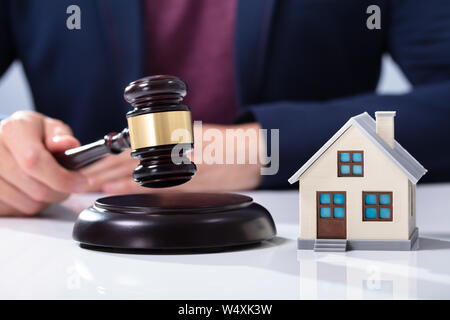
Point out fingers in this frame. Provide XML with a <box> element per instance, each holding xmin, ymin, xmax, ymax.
<box><xmin>0</xmin><ymin>200</ymin><xmax>26</xmax><ymax>217</ymax></box>
<box><xmin>102</xmin><ymin>177</ymin><xmax>147</xmax><ymax>195</ymax></box>
<box><xmin>0</xmin><ymin>111</ymin><xmax>82</xmax><ymax>217</ymax></box>
<box><xmin>1</xmin><ymin>114</ymin><xmax>89</xmax><ymax>193</ymax></box>
<box><xmin>85</xmin><ymin>163</ymin><xmax>135</xmax><ymax>192</ymax></box>
<box><xmin>0</xmin><ymin>177</ymin><xmax>50</xmax><ymax>216</ymax></box>
<box><xmin>81</xmin><ymin>152</ymin><xmax>138</xmax><ymax>191</ymax></box>
<box><xmin>100</xmin><ymin>163</ymin><xmax>212</xmax><ymax>195</ymax></box>
<box><xmin>81</xmin><ymin>151</ymin><xmax>135</xmax><ymax>176</ymax></box>
<box><xmin>44</xmin><ymin>117</ymin><xmax>80</xmax><ymax>152</ymax></box>
<box><xmin>0</xmin><ymin>143</ymin><xmax>69</xmax><ymax>203</ymax></box>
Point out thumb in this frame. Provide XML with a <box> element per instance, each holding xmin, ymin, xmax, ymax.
<box><xmin>44</xmin><ymin>119</ymin><xmax>80</xmax><ymax>153</ymax></box>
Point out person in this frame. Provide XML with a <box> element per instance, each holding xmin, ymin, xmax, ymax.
<box><xmin>0</xmin><ymin>0</ymin><xmax>449</xmax><ymax>216</ymax></box>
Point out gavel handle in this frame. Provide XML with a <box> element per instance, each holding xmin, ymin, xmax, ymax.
<box><xmin>54</xmin><ymin>128</ymin><xmax>130</xmax><ymax>170</ymax></box>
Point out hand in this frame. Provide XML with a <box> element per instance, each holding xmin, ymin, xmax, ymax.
<box><xmin>94</xmin><ymin>123</ymin><xmax>263</xmax><ymax>195</ymax></box>
<box><xmin>80</xmin><ymin>150</ymin><xmax>141</xmax><ymax>193</ymax></box>
<box><xmin>0</xmin><ymin>111</ymin><xmax>90</xmax><ymax>216</ymax></box>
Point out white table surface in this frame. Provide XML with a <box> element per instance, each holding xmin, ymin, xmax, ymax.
<box><xmin>0</xmin><ymin>184</ymin><xmax>449</xmax><ymax>300</ymax></box>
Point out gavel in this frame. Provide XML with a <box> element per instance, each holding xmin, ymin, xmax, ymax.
<box><xmin>54</xmin><ymin>75</ymin><xmax>197</xmax><ymax>188</ymax></box>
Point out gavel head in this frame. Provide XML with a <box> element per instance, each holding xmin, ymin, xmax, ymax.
<box><xmin>124</xmin><ymin>75</ymin><xmax>197</xmax><ymax>188</ymax></box>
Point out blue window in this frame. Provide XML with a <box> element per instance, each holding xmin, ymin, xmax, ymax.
<box><xmin>380</xmin><ymin>208</ymin><xmax>391</xmax><ymax>219</ymax></box>
<box><xmin>334</xmin><ymin>207</ymin><xmax>345</xmax><ymax>218</ymax></box>
<box><xmin>340</xmin><ymin>165</ymin><xmax>350</xmax><ymax>175</ymax></box>
<box><xmin>365</xmin><ymin>194</ymin><xmax>377</xmax><ymax>205</ymax></box>
<box><xmin>338</xmin><ymin>151</ymin><xmax>364</xmax><ymax>176</ymax></box>
<box><xmin>379</xmin><ymin>194</ymin><xmax>391</xmax><ymax>205</ymax></box>
<box><xmin>333</xmin><ymin>194</ymin><xmax>345</xmax><ymax>204</ymax></box>
<box><xmin>363</xmin><ymin>192</ymin><xmax>393</xmax><ymax>221</ymax></box>
<box><xmin>320</xmin><ymin>193</ymin><xmax>331</xmax><ymax>204</ymax></box>
<box><xmin>320</xmin><ymin>208</ymin><xmax>331</xmax><ymax>218</ymax></box>
<box><xmin>318</xmin><ymin>192</ymin><xmax>346</xmax><ymax>219</ymax></box>
<box><xmin>365</xmin><ymin>208</ymin><xmax>377</xmax><ymax>219</ymax></box>
<box><xmin>353</xmin><ymin>165</ymin><xmax>363</xmax><ymax>175</ymax></box>
<box><xmin>340</xmin><ymin>153</ymin><xmax>350</xmax><ymax>162</ymax></box>
<box><xmin>352</xmin><ymin>153</ymin><xmax>363</xmax><ymax>162</ymax></box>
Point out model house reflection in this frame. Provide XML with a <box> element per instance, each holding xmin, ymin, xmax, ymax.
<box><xmin>298</xmin><ymin>250</ymin><xmax>418</xmax><ymax>299</ymax></box>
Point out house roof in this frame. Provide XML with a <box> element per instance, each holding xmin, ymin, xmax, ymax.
<box><xmin>288</xmin><ymin>112</ymin><xmax>427</xmax><ymax>184</ymax></box>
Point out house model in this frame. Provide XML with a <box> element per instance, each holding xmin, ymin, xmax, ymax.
<box><xmin>288</xmin><ymin>111</ymin><xmax>427</xmax><ymax>252</ymax></box>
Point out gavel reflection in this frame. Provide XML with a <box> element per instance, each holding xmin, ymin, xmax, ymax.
<box><xmin>54</xmin><ymin>75</ymin><xmax>197</xmax><ymax>188</ymax></box>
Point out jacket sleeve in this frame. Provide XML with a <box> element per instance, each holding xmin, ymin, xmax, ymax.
<box><xmin>0</xmin><ymin>0</ymin><xmax>15</xmax><ymax>79</ymax></box>
<box><xmin>241</xmin><ymin>0</ymin><xmax>450</xmax><ymax>189</ymax></box>
<box><xmin>0</xmin><ymin>1</ymin><xmax>16</xmax><ymax>120</ymax></box>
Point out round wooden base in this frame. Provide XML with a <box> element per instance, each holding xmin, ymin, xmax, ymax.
<box><xmin>72</xmin><ymin>193</ymin><xmax>276</xmax><ymax>251</ymax></box>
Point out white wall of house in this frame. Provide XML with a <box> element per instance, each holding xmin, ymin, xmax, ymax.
<box><xmin>298</xmin><ymin>125</ymin><xmax>412</xmax><ymax>240</ymax></box>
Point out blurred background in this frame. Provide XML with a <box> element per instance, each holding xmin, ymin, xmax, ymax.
<box><xmin>1</xmin><ymin>54</ymin><xmax>411</xmax><ymax>116</ymax></box>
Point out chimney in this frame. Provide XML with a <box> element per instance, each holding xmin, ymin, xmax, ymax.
<box><xmin>375</xmin><ymin>111</ymin><xmax>396</xmax><ymax>148</ymax></box>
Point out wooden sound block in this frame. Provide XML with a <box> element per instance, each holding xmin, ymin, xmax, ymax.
<box><xmin>72</xmin><ymin>193</ymin><xmax>276</xmax><ymax>252</ymax></box>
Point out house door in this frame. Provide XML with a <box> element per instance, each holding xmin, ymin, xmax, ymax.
<box><xmin>317</xmin><ymin>192</ymin><xmax>346</xmax><ymax>239</ymax></box>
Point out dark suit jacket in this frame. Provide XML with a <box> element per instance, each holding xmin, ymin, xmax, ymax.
<box><xmin>1</xmin><ymin>0</ymin><xmax>450</xmax><ymax>187</ymax></box>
